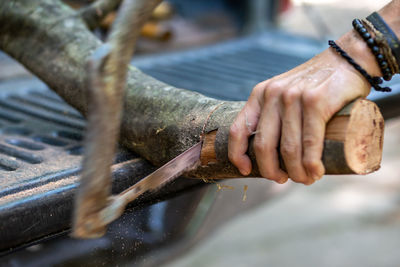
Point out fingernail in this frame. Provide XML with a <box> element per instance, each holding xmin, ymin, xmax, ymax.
<box><xmin>312</xmin><ymin>174</ymin><xmax>322</xmax><ymax>181</ymax></box>
<box><xmin>277</xmin><ymin>177</ymin><xmax>288</xmax><ymax>184</ymax></box>
<box><xmin>303</xmin><ymin>181</ymin><xmax>313</xmax><ymax>186</ymax></box>
<box><xmin>240</xmin><ymin>168</ymin><xmax>250</xmax><ymax>176</ymax></box>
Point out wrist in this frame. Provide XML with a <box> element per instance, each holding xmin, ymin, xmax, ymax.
<box><xmin>336</xmin><ymin>30</ymin><xmax>382</xmax><ymax>77</ymax></box>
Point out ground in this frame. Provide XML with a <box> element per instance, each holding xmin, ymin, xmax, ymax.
<box><xmin>165</xmin><ymin>1</ymin><xmax>400</xmax><ymax>266</ymax></box>
<box><xmin>166</xmin><ymin>119</ymin><xmax>400</xmax><ymax>267</ymax></box>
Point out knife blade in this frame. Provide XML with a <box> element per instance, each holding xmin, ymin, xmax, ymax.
<box><xmin>100</xmin><ymin>141</ymin><xmax>203</xmax><ymax>225</ymax></box>
<box><xmin>119</xmin><ymin>141</ymin><xmax>203</xmax><ymax>203</ymax></box>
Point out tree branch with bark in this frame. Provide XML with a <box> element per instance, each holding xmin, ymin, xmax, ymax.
<box><xmin>0</xmin><ymin>0</ymin><xmax>384</xmax><ymax>181</ymax></box>
<box><xmin>72</xmin><ymin>0</ymin><xmax>162</xmax><ymax>238</ymax></box>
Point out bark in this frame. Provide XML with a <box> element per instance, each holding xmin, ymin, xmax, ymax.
<box><xmin>0</xmin><ymin>0</ymin><xmax>383</xmax><ymax>179</ymax></box>
<box><xmin>73</xmin><ymin>0</ymin><xmax>162</xmax><ymax>238</ymax></box>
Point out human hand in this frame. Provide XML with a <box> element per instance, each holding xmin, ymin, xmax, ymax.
<box><xmin>228</xmin><ymin>33</ymin><xmax>377</xmax><ymax>185</ymax></box>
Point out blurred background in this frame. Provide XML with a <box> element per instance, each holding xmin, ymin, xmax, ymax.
<box><xmin>1</xmin><ymin>0</ymin><xmax>399</xmax><ymax>266</ymax></box>
<box><xmin>163</xmin><ymin>0</ymin><xmax>400</xmax><ymax>266</ymax></box>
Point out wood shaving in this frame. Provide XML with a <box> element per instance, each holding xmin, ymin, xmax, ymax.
<box><xmin>155</xmin><ymin>126</ymin><xmax>166</xmax><ymax>134</ymax></box>
<box><xmin>216</xmin><ymin>184</ymin><xmax>234</xmax><ymax>192</ymax></box>
<box><xmin>242</xmin><ymin>185</ymin><xmax>248</xmax><ymax>202</ymax></box>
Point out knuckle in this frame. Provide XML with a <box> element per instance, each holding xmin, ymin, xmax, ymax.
<box><xmin>253</xmin><ymin>81</ymin><xmax>267</xmax><ymax>92</ymax></box>
<box><xmin>280</xmin><ymin>143</ymin><xmax>299</xmax><ymax>158</ymax></box>
<box><xmin>254</xmin><ymin>136</ymin><xmax>271</xmax><ymax>155</ymax></box>
<box><xmin>282</xmin><ymin>88</ymin><xmax>301</xmax><ymax>106</ymax></box>
<box><xmin>252</xmin><ymin>81</ymin><xmax>269</xmax><ymax>97</ymax></box>
<box><xmin>302</xmin><ymin>90</ymin><xmax>323</xmax><ymax>107</ymax></box>
<box><xmin>253</xmin><ymin>137</ymin><xmax>266</xmax><ymax>154</ymax></box>
<box><xmin>303</xmin><ymin>135</ymin><xmax>318</xmax><ymax>148</ymax></box>
<box><xmin>229</xmin><ymin>122</ymin><xmax>241</xmax><ymax>140</ymax></box>
<box><xmin>227</xmin><ymin>149</ymin><xmax>239</xmax><ymax>165</ymax></box>
<box><xmin>263</xmin><ymin>82</ymin><xmax>283</xmax><ymax>101</ymax></box>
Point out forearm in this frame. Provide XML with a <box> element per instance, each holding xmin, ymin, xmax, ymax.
<box><xmin>380</xmin><ymin>0</ymin><xmax>400</xmax><ymax>35</ymax></box>
<box><xmin>335</xmin><ymin>0</ymin><xmax>400</xmax><ymax>80</ymax></box>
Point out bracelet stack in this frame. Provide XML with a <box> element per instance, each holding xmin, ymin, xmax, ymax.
<box><xmin>353</xmin><ymin>19</ymin><xmax>393</xmax><ymax>81</ymax></box>
<box><xmin>329</xmin><ymin>12</ymin><xmax>400</xmax><ymax>92</ymax></box>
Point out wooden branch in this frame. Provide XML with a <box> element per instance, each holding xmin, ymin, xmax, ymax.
<box><xmin>73</xmin><ymin>0</ymin><xmax>162</xmax><ymax>238</ymax></box>
<box><xmin>0</xmin><ymin>0</ymin><xmax>384</xmax><ymax>180</ymax></box>
<box><xmin>198</xmin><ymin>99</ymin><xmax>384</xmax><ymax>178</ymax></box>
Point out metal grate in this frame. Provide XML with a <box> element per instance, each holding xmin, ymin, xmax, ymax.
<box><xmin>132</xmin><ymin>33</ymin><xmax>319</xmax><ymax>100</ymax></box>
<box><xmin>0</xmin><ymin>34</ymin><xmax>316</xmax><ymax>199</ymax></box>
<box><xmin>0</xmin><ymin>90</ymin><xmax>85</xmax><ymax>196</ymax></box>
<box><xmin>135</xmin><ymin>43</ymin><xmax>308</xmax><ymax>100</ymax></box>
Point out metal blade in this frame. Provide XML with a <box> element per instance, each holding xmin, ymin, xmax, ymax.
<box><xmin>99</xmin><ymin>141</ymin><xmax>203</xmax><ymax>226</ymax></box>
<box><xmin>118</xmin><ymin>141</ymin><xmax>203</xmax><ymax>205</ymax></box>
<box><xmin>137</xmin><ymin>141</ymin><xmax>203</xmax><ymax>192</ymax></box>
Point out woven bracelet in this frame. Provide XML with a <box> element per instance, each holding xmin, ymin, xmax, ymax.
<box><xmin>362</xmin><ymin>18</ymin><xmax>399</xmax><ymax>75</ymax></box>
<box><xmin>329</xmin><ymin>40</ymin><xmax>391</xmax><ymax>92</ymax></box>
<box><xmin>367</xmin><ymin>12</ymin><xmax>400</xmax><ymax>69</ymax></box>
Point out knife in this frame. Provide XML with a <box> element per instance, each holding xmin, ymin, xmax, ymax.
<box><xmin>100</xmin><ymin>141</ymin><xmax>203</xmax><ymax>224</ymax></box>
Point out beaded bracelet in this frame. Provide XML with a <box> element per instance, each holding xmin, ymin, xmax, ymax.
<box><xmin>363</xmin><ymin>19</ymin><xmax>399</xmax><ymax>75</ymax></box>
<box><xmin>328</xmin><ymin>40</ymin><xmax>391</xmax><ymax>92</ymax></box>
<box><xmin>367</xmin><ymin>12</ymin><xmax>400</xmax><ymax>68</ymax></box>
<box><xmin>352</xmin><ymin>19</ymin><xmax>393</xmax><ymax>81</ymax></box>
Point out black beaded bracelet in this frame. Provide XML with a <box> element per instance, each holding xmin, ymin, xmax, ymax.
<box><xmin>328</xmin><ymin>40</ymin><xmax>391</xmax><ymax>92</ymax></box>
<box><xmin>352</xmin><ymin>19</ymin><xmax>393</xmax><ymax>81</ymax></box>
<box><xmin>367</xmin><ymin>12</ymin><xmax>400</xmax><ymax>68</ymax></box>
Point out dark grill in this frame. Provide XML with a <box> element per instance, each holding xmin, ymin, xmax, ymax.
<box><xmin>137</xmin><ymin>44</ymin><xmax>308</xmax><ymax>100</ymax></box>
<box><xmin>0</xmin><ymin>35</ymin><xmax>316</xmax><ymax>201</ymax></box>
<box><xmin>1</xmin><ymin>33</ymin><xmax>356</xmax><ymax>252</ymax></box>
<box><xmin>0</xmin><ymin>90</ymin><xmax>85</xmax><ymax>197</ymax></box>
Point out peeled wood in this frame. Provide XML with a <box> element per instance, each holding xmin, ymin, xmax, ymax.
<box><xmin>198</xmin><ymin>99</ymin><xmax>384</xmax><ymax>178</ymax></box>
<box><xmin>0</xmin><ymin>0</ymin><xmax>384</xmax><ymax>179</ymax></box>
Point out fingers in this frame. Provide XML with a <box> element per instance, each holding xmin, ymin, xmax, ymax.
<box><xmin>301</xmin><ymin>91</ymin><xmax>326</xmax><ymax>181</ymax></box>
<box><xmin>280</xmin><ymin>89</ymin><xmax>313</xmax><ymax>185</ymax></box>
<box><xmin>228</xmin><ymin>85</ymin><xmax>263</xmax><ymax>175</ymax></box>
<box><xmin>254</xmin><ymin>89</ymin><xmax>288</xmax><ymax>184</ymax></box>
<box><xmin>228</xmin><ymin>47</ymin><xmax>369</xmax><ymax>185</ymax></box>
<box><xmin>228</xmin><ymin>112</ymin><xmax>254</xmax><ymax>175</ymax></box>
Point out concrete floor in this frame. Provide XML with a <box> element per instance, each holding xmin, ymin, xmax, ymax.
<box><xmin>167</xmin><ymin>118</ymin><xmax>400</xmax><ymax>266</ymax></box>
<box><xmin>166</xmin><ymin>1</ymin><xmax>400</xmax><ymax>266</ymax></box>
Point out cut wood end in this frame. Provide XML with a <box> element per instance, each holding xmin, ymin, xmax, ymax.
<box><xmin>344</xmin><ymin>100</ymin><xmax>384</xmax><ymax>174</ymax></box>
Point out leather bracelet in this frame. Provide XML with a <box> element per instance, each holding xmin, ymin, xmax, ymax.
<box><xmin>367</xmin><ymin>12</ymin><xmax>400</xmax><ymax>68</ymax></box>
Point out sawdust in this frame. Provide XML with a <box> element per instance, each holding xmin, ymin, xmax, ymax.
<box><xmin>216</xmin><ymin>184</ymin><xmax>235</xmax><ymax>192</ymax></box>
<box><xmin>201</xmin><ymin>178</ymin><xmax>235</xmax><ymax>192</ymax></box>
<box><xmin>242</xmin><ymin>185</ymin><xmax>248</xmax><ymax>202</ymax></box>
<box><xmin>132</xmin><ymin>141</ymin><xmax>145</xmax><ymax>147</ymax></box>
<box><xmin>201</xmin><ymin>178</ymin><xmax>216</xmax><ymax>184</ymax></box>
<box><xmin>155</xmin><ymin>126</ymin><xmax>166</xmax><ymax>134</ymax></box>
